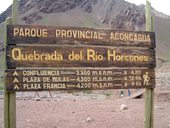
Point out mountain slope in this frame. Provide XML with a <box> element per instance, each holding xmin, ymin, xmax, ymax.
<box><xmin>0</xmin><ymin>0</ymin><xmax>170</xmax><ymax>63</ymax></box>
<box><xmin>155</xmin><ymin>17</ymin><xmax>170</xmax><ymax>61</ymax></box>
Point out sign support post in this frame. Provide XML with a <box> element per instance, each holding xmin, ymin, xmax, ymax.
<box><xmin>144</xmin><ymin>1</ymin><xmax>154</xmax><ymax>128</ymax></box>
<box><xmin>4</xmin><ymin>0</ymin><xmax>18</xmax><ymax>128</ymax></box>
<box><xmin>4</xmin><ymin>17</ymin><xmax>11</xmax><ymax>128</ymax></box>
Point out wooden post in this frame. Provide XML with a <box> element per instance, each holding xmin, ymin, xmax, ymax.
<box><xmin>12</xmin><ymin>0</ymin><xmax>19</xmax><ymax>24</ymax></box>
<box><xmin>150</xmin><ymin>17</ymin><xmax>155</xmax><ymax>128</ymax></box>
<box><xmin>144</xmin><ymin>1</ymin><xmax>154</xmax><ymax>128</ymax></box>
<box><xmin>4</xmin><ymin>0</ymin><xmax>18</xmax><ymax>128</ymax></box>
<box><xmin>4</xmin><ymin>17</ymin><xmax>17</xmax><ymax>128</ymax></box>
<box><xmin>4</xmin><ymin>17</ymin><xmax>11</xmax><ymax>128</ymax></box>
<box><xmin>9</xmin><ymin>0</ymin><xmax>19</xmax><ymax>127</ymax></box>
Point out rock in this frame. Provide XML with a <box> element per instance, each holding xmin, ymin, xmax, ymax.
<box><xmin>23</xmin><ymin>98</ymin><xmax>28</xmax><ymax>101</ymax></box>
<box><xmin>73</xmin><ymin>93</ymin><xmax>79</xmax><ymax>96</ymax></box>
<box><xmin>120</xmin><ymin>104</ymin><xmax>128</xmax><ymax>111</ymax></box>
<box><xmin>82</xmin><ymin>117</ymin><xmax>94</xmax><ymax>123</ymax></box>
<box><xmin>157</xmin><ymin>83</ymin><xmax>161</xmax><ymax>86</ymax></box>
<box><xmin>154</xmin><ymin>106</ymin><xmax>164</xmax><ymax>109</ymax></box>
<box><xmin>86</xmin><ymin>117</ymin><xmax>93</xmax><ymax>122</ymax></box>
<box><xmin>41</xmin><ymin>95</ymin><xmax>48</xmax><ymax>98</ymax></box>
<box><xmin>22</xmin><ymin>13</ymin><xmax>42</xmax><ymax>24</ymax></box>
<box><xmin>34</xmin><ymin>98</ymin><xmax>41</xmax><ymax>101</ymax></box>
<box><xmin>53</xmin><ymin>95</ymin><xmax>61</xmax><ymax>98</ymax></box>
<box><xmin>81</xmin><ymin>120</ymin><xmax>86</xmax><ymax>123</ymax></box>
<box><xmin>120</xmin><ymin>94</ymin><xmax>124</xmax><ymax>97</ymax></box>
<box><xmin>27</xmin><ymin>96</ymin><xmax>32</xmax><ymax>99</ymax></box>
<box><xmin>111</xmin><ymin>109</ymin><xmax>117</xmax><ymax>112</ymax></box>
<box><xmin>37</xmin><ymin>0</ymin><xmax>83</xmax><ymax>13</ymax></box>
<box><xmin>0</xmin><ymin>96</ymin><xmax>4</xmax><ymax>99</ymax></box>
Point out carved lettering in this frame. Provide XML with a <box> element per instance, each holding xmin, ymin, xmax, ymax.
<box><xmin>13</xmin><ymin>27</ymin><xmax>48</xmax><ymax>37</ymax></box>
<box><xmin>56</xmin><ymin>29</ymin><xmax>103</xmax><ymax>39</ymax></box>
<box><xmin>110</xmin><ymin>32</ymin><xmax>151</xmax><ymax>42</ymax></box>
<box><xmin>11</xmin><ymin>48</ymin><xmax>63</xmax><ymax>61</ymax></box>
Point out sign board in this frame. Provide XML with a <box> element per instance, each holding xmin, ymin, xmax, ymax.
<box><xmin>5</xmin><ymin>25</ymin><xmax>156</xmax><ymax>91</ymax></box>
<box><xmin>6</xmin><ymin>45</ymin><xmax>155</xmax><ymax>68</ymax></box>
<box><xmin>5</xmin><ymin>69</ymin><xmax>155</xmax><ymax>91</ymax></box>
<box><xmin>7</xmin><ymin>25</ymin><xmax>155</xmax><ymax>48</ymax></box>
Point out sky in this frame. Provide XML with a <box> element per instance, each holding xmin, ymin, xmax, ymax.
<box><xmin>126</xmin><ymin>0</ymin><xmax>170</xmax><ymax>15</ymax></box>
<box><xmin>0</xmin><ymin>0</ymin><xmax>13</xmax><ymax>14</ymax></box>
<box><xmin>0</xmin><ymin>0</ymin><xmax>170</xmax><ymax>16</ymax></box>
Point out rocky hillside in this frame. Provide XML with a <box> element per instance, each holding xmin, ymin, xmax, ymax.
<box><xmin>0</xmin><ymin>0</ymin><xmax>169</xmax><ymax>28</ymax></box>
<box><xmin>0</xmin><ymin>0</ymin><xmax>170</xmax><ymax>62</ymax></box>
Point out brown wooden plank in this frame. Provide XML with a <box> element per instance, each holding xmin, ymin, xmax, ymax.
<box><xmin>7</xmin><ymin>25</ymin><xmax>155</xmax><ymax>48</ymax></box>
<box><xmin>6</xmin><ymin>45</ymin><xmax>155</xmax><ymax>68</ymax></box>
<box><xmin>5</xmin><ymin>68</ymin><xmax>155</xmax><ymax>92</ymax></box>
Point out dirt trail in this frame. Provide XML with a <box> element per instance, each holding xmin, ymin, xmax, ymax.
<box><xmin>0</xmin><ymin>89</ymin><xmax>170</xmax><ymax>128</ymax></box>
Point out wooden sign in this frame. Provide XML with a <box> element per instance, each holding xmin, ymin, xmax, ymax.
<box><xmin>6</xmin><ymin>45</ymin><xmax>155</xmax><ymax>68</ymax></box>
<box><xmin>5</xmin><ymin>68</ymin><xmax>155</xmax><ymax>92</ymax></box>
<box><xmin>7</xmin><ymin>25</ymin><xmax>155</xmax><ymax>48</ymax></box>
